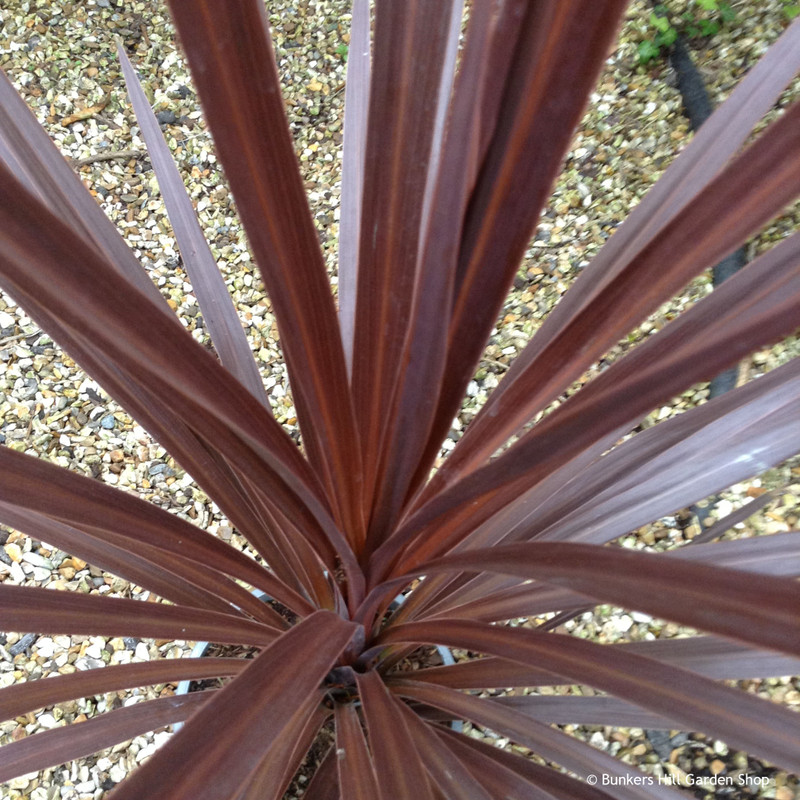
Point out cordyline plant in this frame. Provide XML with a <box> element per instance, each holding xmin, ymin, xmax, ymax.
<box><xmin>1</xmin><ymin>0</ymin><xmax>800</xmax><ymax>797</ymax></box>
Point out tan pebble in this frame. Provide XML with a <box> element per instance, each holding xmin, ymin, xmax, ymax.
<box><xmin>68</xmin><ymin>557</ymin><xmax>87</xmax><ymax>570</ymax></box>
<box><xmin>109</xmin><ymin>449</ymin><xmax>125</xmax><ymax>462</ymax></box>
<box><xmin>59</xmin><ymin>567</ymin><xmax>76</xmax><ymax>580</ymax></box>
<box><xmin>710</xmin><ymin>759</ymin><xmax>725</xmax><ymax>775</ymax></box>
<box><xmin>631</xmin><ymin>743</ymin><xmax>647</xmax><ymax>757</ymax></box>
<box><xmin>663</xmin><ymin>764</ymin><xmax>691</xmax><ymax>787</ymax></box>
<box><xmin>87</xmin><ymin>66</ymin><xmax>99</xmax><ymax>78</ymax></box>
<box><xmin>4</xmin><ymin>543</ymin><xmax>22</xmax><ymax>562</ymax></box>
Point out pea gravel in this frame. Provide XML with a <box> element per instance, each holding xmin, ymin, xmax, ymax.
<box><xmin>0</xmin><ymin>1</ymin><xmax>798</xmax><ymax>798</ymax></box>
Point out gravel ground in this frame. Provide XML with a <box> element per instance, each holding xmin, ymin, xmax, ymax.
<box><xmin>0</xmin><ymin>1</ymin><xmax>799</xmax><ymax>798</ymax></box>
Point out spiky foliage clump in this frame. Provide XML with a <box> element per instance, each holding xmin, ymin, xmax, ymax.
<box><xmin>1</xmin><ymin>2</ymin><xmax>800</xmax><ymax>798</ymax></box>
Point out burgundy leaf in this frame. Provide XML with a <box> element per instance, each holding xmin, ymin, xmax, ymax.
<box><xmin>415</xmin><ymin>542</ymin><xmax>800</xmax><ymax>657</ymax></box>
<box><xmin>109</xmin><ymin>611</ymin><xmax>357</xmax><ymax>800</ymax></box>
<box><xmin>0</xmin><ymin>503</ymin><xmax>287</xmax><ymax>625</ymax></box>
<box><xmin>0</xmin><ymin>445</ymin><xmax>310</xmax><ymax>615</ymax></box>
<box><xmin>0</xmin><ymin>70</ymin><xmax>166</xmax><ymax>305</ymax></box>
<box><xmin>165</xmin><ymin>0</ymin><xmax>365</xmax><ymax>546</ymax></box>
<box><xmin>236</xmin><ymin>695</ymin><xmax>330</xmax><ymax>800</ymax></box>
<box><xmin>378</xmin><ymin>233</ymin><xmax>800</xmax><ymax>580</ymax></box>
<box><xmin>300</xmin><ymin>745</ymin><xmax>338</xmax><ymax>800</ymax></box>
<box><xmin>438</xmin><ymin>726</ymin><xmax>621</xmax><ymax>800</ymax></box>
<box><xmin>0</xmin><ymin>659</ymin><xmax>244</xmax><ymax>722</ymax></box>
<box><xmin>392</xmin><ymin>698</ymin><xmax>495</xmax><ymax>800</ymax></box>
<box><xmin>338</xmin><ymin>0</ymin><xmax>371</xmax><ymax>377</ymax></box>
<box><xmin>393</xmin><ymin>680</ymin><xmax>681</xmax><ymax>800</ymax></box>
<box><xmin>364</xmin><ymin>0</ymin><xmax>525</xmax><ymax>545</ymax></box>
<box><xmin>411</xmin><ymin>636</ymin><xmax>800</xmax><ymax>689</ymax></box>
<box><xmin>355</xmin><ymin>670</ymin><xmax>436</xmax><ymax>800</ymax></box>
<box><xmin>351</xmin><ymin>0</ymin><xmax>458</xmax><ymax>518</ymax></box>
<box><xmin>491</xmin><ymin>694</ymin><xmax>682</xmax><ymax>729</ymax></box>
<box><xmin>116</xmin><ymin>41</ymin><xmax>268</xmax><ymax>407</ymax></box>
<box><xmin>0</xmin><ymin>584</ymin><xmax>278</xmax><ymax>646</ymax></box>
<box><xmin>0</xmin><ymin>165</ymin><xmax>364</xmax><ymax>596</ymax></box>
<box><xmin>412</xmin><ymin>1</ymin><xmax>629</xmax><ymax>502</ymax></box>
<box><xmin>419</xmin><ymin>19</ymin><xmax>800</xmax><ymax>496</ymax></box>
<box><xmin>0</xmin><ymin>692</ymin><xmax>209</xmax><ymax>783</ymax></box>
<box><xmin>335</xmin><ymin>702</ymin><xmax>379</xmax><ymax>800</ymax></box>
<box><xmin>385</xmin><ymin>622</ymin><xmax>800</xmax><ymax>772</ymax></box>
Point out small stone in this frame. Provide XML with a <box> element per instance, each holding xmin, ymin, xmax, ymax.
<box><xmin>9</xmin><ymin>633</ymin><xmax>37</xmax><ymax>656</ymax></box>
<box><xmin>156</xmin><ymin>109</ymin><xmax>177</xmax><ymax>125</ymax></box>
<box><xmin>218</xmin><ymin>525</ymin><xmax>233</xmax><ymax>541</ymax></box>
<box><xmin>100</xmin><ymin>414</ymin><xmax>116</xmax><ymax>430</ymax></box>
<box><xmin>21</xmin><ymin>551</ymin><xmax>53</xmax><ymax>569</ymax></box>
<box><xmin>4</xmin><ymin>543</ymin><xmax>22</xmax><ymax>562</ymax></box>
<box><xmin>135</xmin><ymin>643</ymin><xmax>150</xmax><ymax>661</ymax></box>
<box><xmin>34</xmin><ymin>638</ymin><xmax>55</xmax><ymax>658</ymax></box>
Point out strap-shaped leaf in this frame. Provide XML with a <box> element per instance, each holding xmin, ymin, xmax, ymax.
<box><xmin>300</xmin><ymin>745</ymin><xmax>338</xmax><ymax>800</ymax></box>
<box><xmin>392</xmin><ymin>698</ymin><xmax>495</xmax><ymax>800</ymax></box>
<box><xmin>0</xmin><ymin>692</ymin><xmax>209</xmax><ymax>784</ymax></box>
<box><xmin>364</xmin><ymin>0</ymin><xmax>526</xmax><ymax>545</ymax></box>
<box><xmin>464</xmin><ymin>360</ymin><xmax>800</xmax><ymax>555</ymax></box>
<box><xmin>0</xmin><ymin>584</ymin><xmax>278</xmax><ymax>646</ymax></box>
<box><xmin>392</xmin><ymin>680</ymin><xmax>681</xmax><ymax>800</ymax></box>
<box><xmin>0</xmin><ymin>71</ymin><xmax>309</xmax><ymax>573</ymax></box>
<box><xmin>0</xmin><ymin>658</ymin><xmax>243</xmax><ymax>722</ymax></box>
<box><xmin>0</xmin><ymin>502</ymin><xmax>285</xmax><ymax>624</ymax></box>
<box><xmin>410</xmin><ymin>0</ymin><xmax>628</xmax><ymax>502</ymax></box>
<box><xmin>425</xmin><ymin>526</ymin><xmax>800</xmax><ymax>626</ymax></box>
<box><xmin>0</xmin><ymin>163</ymin><xmax>364</xmax><ymax>594</ymax></box>
<box><xmin>416</xmin><ymin>542</ymin><xmax>800</xmax><ymax>657</ymax></box>
<box><xmin>338</xmin><ymin>0</ymin><xmax>371</xmax><ymax>377</ymax></box>
<box><xmin>236</xmin><ymin>694</ymin><xmax>330</xmax><ymax>800</ymax></box>
<box><xmin>110</xmin><ymin>611</ymin><xmax>357</xmax><ymax>800</ymax></box>
<box><xmin>437</xmin><ymin>729</ymin><xmax>624</xmax><ymax>800</ymax></box>
<box><xmin>335</xmin><ymin>702</ymin><xmax>380</xmax><ymax>800</ymax></box>
<box><xmin>376</xmin><ymin>232</ymin><xmax>800</xmax><ymax>580</ymax></box>
<box><xmin>0</xmin><ymin>445</ymin><xmax>307</xmax><ymax>613</ymax></box>
<box><xmin>419</xmin><ymin>18</ymin><xmax>800</xmax><ymax>497</ymax></box>
<box><xmin>165</xmin><ymin>0</ymin><xmax>364</xmax><ymax>543</ymax></box>
<box><xmin>437</xmin><ymin>97</ymin><xmax>800</xmax><ymax>487</ymax></box>
<box><xmin>438</xmin><ymin>725</ymin><xmax>620</xmax><ymax>800</ymax></box>
<box><xmin>117</xmin><ymin>41</ymin><xmax>268</xmax><ymax>407</ymax></box>
<box><xmin>385</xmin><ymin>621</ymin><xmax>800</xmax><ymax>772</ymax></box>
<box><xmin>411</xmin><ymin>636</ymin><xmax>800</xmax><ymax>689</ymax></box>
<box><xmin>490</xmin><ymin>694</ymin><xmax>681</xmax><ymax>729</ymax></box>
<box><xmin>351</xmin><ymin>0</ymin><xmax>457</xmax><ymax>520</ymax></box>
<box><xmin>355</xmin><ymin>670</ymin><xmax>436</xmax><ymax>800</ymax></box>
<box><xmin>0</xmin><ymin>70</ymin><xmax>165</xmax><ymax>305</ymax></box>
